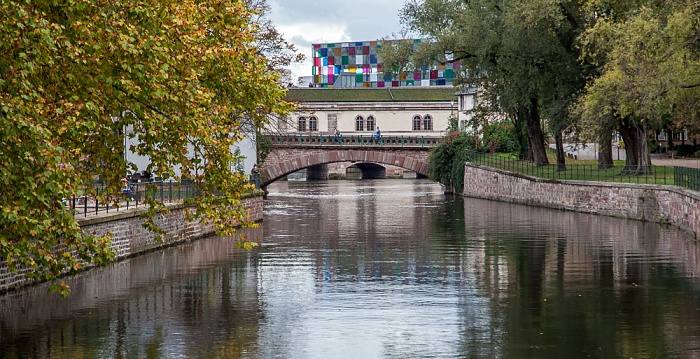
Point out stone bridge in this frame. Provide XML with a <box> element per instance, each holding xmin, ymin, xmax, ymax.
<box><xmin>259</xmin><ymin>134</ymin><xmax>442</xmax><ymax>189</ymax></box>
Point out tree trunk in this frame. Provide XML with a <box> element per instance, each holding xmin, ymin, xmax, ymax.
<box><xmin>635</xmin><ymin>123</ymin><xmax>652</xmax><ymax>172</ymax></box>
<box><xmin>525</xmin><ymin>97</ymin><xmax>549</xmax><ymax>166</ymax></box>
<box><xmin>598</xmin><ymin>131</ymin><xmax>614</xmax><ymax>169</ymax></box>
<box><xmin>512</xmin><ymin>110</ymin><xmax>528</xmax><ymax>160</ymax></box>
<box><xmin>554</xmin><ymin>131</ymin><xmax>566</xmax><ymax>171</ymax></box>
<box><xmin>618</xmin><ymin>118</ymin><xmax>652</xmax><ymax>174</ymax></box>
<box><xmin>619</xmin><ymin>121</ymin><xmax>639</xmax><ymax>172</ymax></box>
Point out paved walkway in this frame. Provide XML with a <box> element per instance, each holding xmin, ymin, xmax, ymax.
<box><xmin>554</xmin><ymin>143</ymin><xmax>700</xmax><ymax>169</ymax></box>
<box><xmin>651</xmin><ymin>154</ymin><xmax>700</xmax><ymax>169</ymax></box>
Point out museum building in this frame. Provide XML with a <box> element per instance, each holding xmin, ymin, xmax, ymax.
<box><xmin>311</xmin><ymin>39</ymin><xmax>460</xmax><ymax>88</ymax></box>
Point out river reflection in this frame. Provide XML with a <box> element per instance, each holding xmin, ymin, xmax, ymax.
<box><xmin>2</xmin><ymin>179</ymin><xmax>700</xmax><ymax>358</ymax></box>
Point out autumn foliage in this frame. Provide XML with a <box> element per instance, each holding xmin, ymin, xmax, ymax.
<box><xmin>0</xmin><ymin>0</ymin><xmax>295</xmax><ymax>295</ymax></box>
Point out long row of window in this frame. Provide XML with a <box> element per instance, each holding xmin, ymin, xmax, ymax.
<box><xmin>296</xmin><ymin>114</ymin><xmax>434</xmax><ymax>132</ymax></box>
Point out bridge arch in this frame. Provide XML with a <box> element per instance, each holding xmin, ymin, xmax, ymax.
<box><xmin>346</xmin><ymin>162</ymin><xmax>387</xmax><ymax>179</ymax></box>
<box><xmin>260</xmin><ymin>148</ymin><xmax>430</xmax><ymax>188</ymax></box>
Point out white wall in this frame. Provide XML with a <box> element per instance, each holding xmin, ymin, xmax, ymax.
<box><xmin>282</xmin><ymin>102</ymin><xmax>452</xmax><ymax>137</ymax></box>
<box><xmin>123</xmin><ymin>125</ymin><xmax>257</xmax><ymax>179</ymax></box>
<box><xmin>457</xmin><ymin>92</ymin><xmax>476</xmax><ymax>133</ymax></box>
<box><xmin>123</xmin><ymin>129</ymin><xmax>151</xmax><ymax>176</ymax></box>
<box><xmin>237</xmin><ymin>134</ymin><xmax>258</xmax><ymax>175</ymax></box>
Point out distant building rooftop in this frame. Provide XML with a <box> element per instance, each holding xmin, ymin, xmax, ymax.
<box><xmin>285</xmin><ymin>87</ymin><xmax>457</xmax><ymax>103</ymax></box>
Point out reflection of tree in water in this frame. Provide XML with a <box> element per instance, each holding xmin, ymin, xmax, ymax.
<box><xmin>428</xmin><ymin>194</ymin><xmax>467</xmax><ymax>247</ymax></box>
<box><xmin>7</xmin><ymin>181</ymin><xmax>700</xmax><ymax>358</ymax></box>
<box><xmin>452</xmin><ymin>197</ymin><xmax>700</xmax><ymax>358</ymax></box>
<box><xmin>0</xmin><ymin>230</ymin><xmax>264</xmax><ymax>358</ymax></box>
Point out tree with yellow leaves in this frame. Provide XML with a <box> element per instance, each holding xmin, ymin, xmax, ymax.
<box><xmin>0</xmin><ymin>0</ymin><xmax>296</xmax><ymax>295</ymax></box>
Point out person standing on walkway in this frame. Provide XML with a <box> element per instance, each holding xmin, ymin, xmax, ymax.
<box><xmin>251</xmin><ymin>164</ymin><xmax>261</xmax><ymax>189</ymax></box>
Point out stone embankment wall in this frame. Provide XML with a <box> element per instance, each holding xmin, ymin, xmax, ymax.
<box><xmin>463</xmin><ymin>164</ymin><xmax>700</xmax><ymax>237</ymax></box>
<box><xmin>0</xmin><ymin>196</ymin><xmax>264</xmax><ymax>293</ymax></box>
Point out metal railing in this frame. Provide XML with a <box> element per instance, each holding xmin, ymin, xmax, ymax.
<box><xmin>675</xmin><ymin>167</ymin><xmax>700</xmax><ymax>191</ymax></box>
<box><xmin>266</xmin><ymin>134</ymin><xmax>443</xmax><ymax>148</ymax></box>
<box><xmin>66</xmin><ymin>180</ymin><xmax>201</xmax><ymax>218</ymax></box>
<box><xmin>467</xmin><ymin>151</ymin><xmax>700</xmax><ymax>191</ymax></box>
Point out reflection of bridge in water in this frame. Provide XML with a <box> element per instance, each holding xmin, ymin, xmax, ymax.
<box><xmin>260</xmin><ymin>134</ymin><xmax>444</xmax><ymax>189</ymax></box>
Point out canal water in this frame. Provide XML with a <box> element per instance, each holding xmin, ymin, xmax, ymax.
<box><xmin>2</xmin><ymin>179</ymin><xmax>700</xmax><ymax>358</ymax></box>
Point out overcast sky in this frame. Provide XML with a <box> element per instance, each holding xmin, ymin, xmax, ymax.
<box><xmin>267</xmin><ymin>0</ymin><xmax>409</xmax><ymax>82</ymax></box>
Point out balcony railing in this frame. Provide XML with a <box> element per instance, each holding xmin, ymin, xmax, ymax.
<box><xmin>266</xmin><ymin>134</ymin><xmax>443</xmax><ymax>148</ymax></box>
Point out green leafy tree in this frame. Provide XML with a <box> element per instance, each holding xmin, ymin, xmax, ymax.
<box><xmin>575</xmin><ymin>1</ymin><xmax>700</xmax><ymax>172</ymax></box>
<box><xmin>377</xmin><ymin>32</ymin><xmax>437</xmax><ymax>83</ymax></box>
<box><xmin>0</xmin><ymin>0</ymin><xmax>295</xmax><ymax>295</ymax></box>
<box><xmin>401</xmin><ymin>0</ymin><xmax>590</xmax><ymax>167</ymax></box>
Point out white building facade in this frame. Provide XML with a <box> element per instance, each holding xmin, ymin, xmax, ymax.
<box><xmin>455</xmin><ymin>85</ymin><xmax>478</xmax><ymax>134</ymax></box>
<box><xmin>276</xmin><ymin>87</ymin><xmax>461</xmax><ymax>138</ymax></box>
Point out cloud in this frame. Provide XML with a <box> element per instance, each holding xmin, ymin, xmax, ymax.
<box><xmin>275</xmin><ymin>22</ymin><xmax>352</xmax><ymax>81</ymax></box>
<box><xmin>268</xmin><ymin>0</ymin><xmax>407</xmax><ymax>81</ymax></box>
<box><xmin>278</xmin><ymin>22</ymin><xmax>352</xmax><ymax>46</ymax></box>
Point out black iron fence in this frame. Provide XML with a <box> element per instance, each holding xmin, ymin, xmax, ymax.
<box><xmin>675</xmin><ymin>167</ymin><xmax>700</xmax><ymax>191</ymax></box>
<box><xmin>467</xmin><ymin>151</ymin><xmax>700</xmax><ymax>191</ymax></box>
<box><xmin>67</xmin><ymin>180</ymin><xmax>201</xmax><ymax>217</ymax></box>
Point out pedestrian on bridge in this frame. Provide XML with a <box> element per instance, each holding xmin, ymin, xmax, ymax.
<box><xmin>334</xmin><ymin>127</ymin><xmax>341</xmax><ymax>144</ymax></box>
<box><xmin>373</xmin><ymin>127</ymin><xmax>381</xmax><ymax>144</ymax></box>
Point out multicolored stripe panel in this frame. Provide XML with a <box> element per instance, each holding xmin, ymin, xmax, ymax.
<box><xmin>311</xmin><ymin>40</ymin><xmax>459</xmax><ymax>88</ymax></box>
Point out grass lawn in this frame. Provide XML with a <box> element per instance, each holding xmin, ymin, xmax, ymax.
<box><xmin>471</xmin><ymin>152</ymin><xmax>677</xmax><ymax>186</ymax></box>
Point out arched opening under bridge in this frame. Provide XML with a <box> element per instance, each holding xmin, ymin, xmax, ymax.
<box><xmin>259</xmin><ymin>149</ymin><xmax>431</xmax><ymax>190</ymax></box>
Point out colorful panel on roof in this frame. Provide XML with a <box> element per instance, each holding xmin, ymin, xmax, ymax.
<box><xmin>311</xmin><ymin>40</ymin><xmax>456</xmax><ymax>88</ymax></box>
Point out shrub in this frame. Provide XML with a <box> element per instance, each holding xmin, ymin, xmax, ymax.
<box><xmin>482</xmin><ymin>121</ymin><xmax>520</xmax><ymax>153</ymax></box>
<box><xmin>428</xmin><ymin>131</ymin><xmax>478</xmax><ymax>193</ymax></box>
<box><xmin>675</xmin><ymin>145</ymin><xmax>699</xmax><ymax>157</ymax></box>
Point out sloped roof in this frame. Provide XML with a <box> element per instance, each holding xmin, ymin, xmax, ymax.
<box><xmin>285</xmin><ymin>87</ymin><xmax>457</xmax><ymax>103</ymax></box>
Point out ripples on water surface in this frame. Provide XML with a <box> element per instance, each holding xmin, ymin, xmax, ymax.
<box><xmin>2</xmin><ymin>179</ymin><xmax>700</xmax><ymax>358</ymax></box>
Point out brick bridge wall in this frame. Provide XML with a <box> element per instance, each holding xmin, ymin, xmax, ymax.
<box><xmin>262</xmin><ymin>147</ymin><xmax>431</xmax><ymax>186</ymax></box>
<box><xmin>0</xmin><ymin>196</ymin><xmax>263</xmax><ymax>293</ymax></box>
<box><xmin>463</xmin><ymin>163</ymin><xmax>700</xmax><ymax>237</ymax></box>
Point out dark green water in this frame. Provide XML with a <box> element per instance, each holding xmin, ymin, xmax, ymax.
<box><xmin>2</xmin><ymin>179</ymin><xmax>700</xmax><ymax>358</ymax></box>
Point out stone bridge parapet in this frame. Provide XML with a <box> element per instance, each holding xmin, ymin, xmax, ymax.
<box><xmin>261</xmin><ymin>147</ymin><xmax>431</xmax><ymax>187</ymax></box>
